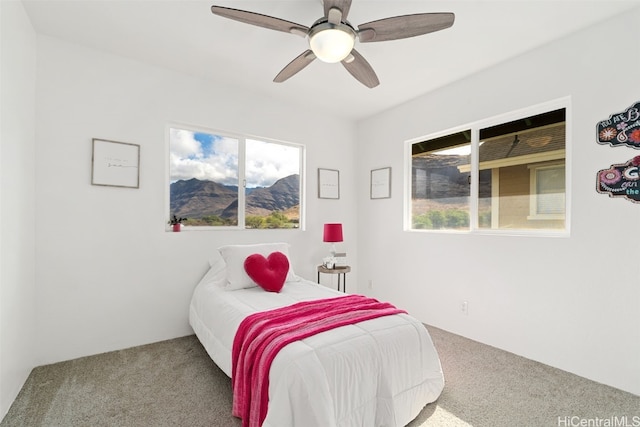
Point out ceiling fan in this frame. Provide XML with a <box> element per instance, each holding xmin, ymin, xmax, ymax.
<box><xmin>210</xmin><ymin>0</ymin><xmax>455</xmax><ymax>88</ymax></box>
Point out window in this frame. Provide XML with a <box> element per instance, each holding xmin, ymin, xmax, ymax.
<box><xmin>529</xmin><ymin>163</ymin><xmax>565</xmax><ymax>219</ymax></box>
<box><xmin>169</xmin><ymin>126</ymin><xmax>303</xmax><ymax>229</ymax></box>
<box><xmin>408</xmin><ymin>103</ymin><xmax>567</xmax><ymax>234</ymax></box>
<box><xmin>410</xmin><ymin>130</ymin><xmax>471</xmax><ymax>230</ymax></box>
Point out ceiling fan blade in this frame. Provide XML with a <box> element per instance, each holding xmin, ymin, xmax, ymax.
<box><xmin>341</xmin><ymin>49</ymin><xmax>379</xmax><ymax>88</ymax></box>
<box><xmin>323</xmin><ymin>0</ymin><xmax>352</xmax><ymax>21</ymax></box>
<box><xmin>274</xmin><ymin>50</ymin><xmax>317</xmax><ymax>83</ymax></box>
<box><xmin>211</xmin><ymin>6</ymin><xmax>309</xmax><ymax>36</ymax></box>
<box><xmin>358</xmin><ymin>13</ymin><xmax>454</xmax><ymax>43</ymax></box>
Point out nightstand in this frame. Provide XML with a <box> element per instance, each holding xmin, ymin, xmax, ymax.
<box><xmin>317</xmin><ymin>265</ymin><xmax>351</xmax><ymax>293</ymax></box>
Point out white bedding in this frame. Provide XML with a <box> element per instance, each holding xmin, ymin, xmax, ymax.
<box><xmin>189</xmin><ymin>265</ymin><xmax>444</xmax><ymax>427</ymax></box>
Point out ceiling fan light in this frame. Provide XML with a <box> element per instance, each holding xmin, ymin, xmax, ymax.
<box><xmin>309</xmin><ymin>27</ymin><xmax>355</xmax><ymax>63</ymax></box>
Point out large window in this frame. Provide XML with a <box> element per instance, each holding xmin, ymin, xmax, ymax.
<box><xmin>408</xmin><ymin>103</ymin><xmax>568</xmax><ymax>234</ymax></box>
<box><xmin>169</xmin><ymin>126</ymin><xmax>303</xmax><ymax>230</ymax></box>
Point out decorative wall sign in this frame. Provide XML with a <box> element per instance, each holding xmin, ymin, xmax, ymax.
<box><xmin>91</xmin><ymin>138</ymin><xmax>140</xmax><ymax>188</ymax></box>
<box><xmin>596</xmin><ymin>101</ymin><xmax>640</xmax><ymax>149</ymax></box>
<box><xmin>596</xmin><ymin>156</ymin><xmax>640</xmax><ymax>203</ymax></box>
<box><xmin>370</xmin><ymin>167</ymin><xmax>391</xmax><ymax>199</ymax></box>
<box><xmin>318</xmin><ymin>168</ymin><xmax>340</xmax><ymax>199</ymax></box>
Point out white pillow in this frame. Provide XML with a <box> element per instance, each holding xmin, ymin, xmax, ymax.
<box><xmin>208</xmin><ymin>250</ymin><xmax>224</xmax><ymax>268</ymax></box>
<box><xmin>218</xmin><ymin>243</ymin><xmax>299</xmax><ymax>290</ymax></box>
<box><xmin>198</xmin><ymin>256</ymin><xmax>227</xmax><ymax>288</ymax></box>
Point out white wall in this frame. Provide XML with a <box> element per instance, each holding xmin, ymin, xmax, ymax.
<box><xmin>3</xmin><ymin>5</ymin><xmax>638</xmax><ymax>421</ymax></box>
<box><xmin>0</xmin><ymin>0</ymin><xmax>37</xmax><ymax>418</ymax></box>
<box><xmin>355</xmin><ymin>7</ymin><xmax>640</xmax><ymax>395</ymax></box>
<box><xmin>34</xmin><ymin>36</ymin><xmax>358</xmax><ymax>365</ymax></box>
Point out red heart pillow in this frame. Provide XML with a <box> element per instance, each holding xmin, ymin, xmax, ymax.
<box><xmin>244</xmin><ymin>251</ymin><xmax>290</xmax><ymax>293</ymax></box>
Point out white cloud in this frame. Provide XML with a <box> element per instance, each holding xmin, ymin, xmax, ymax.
<box><xmin>170</xmin><ymin>130</ymin><xmax>299</xmax><ymax>187</ymax></box>
<box><xmin>169</xmin><ymin>128</ymin><xmax>202</xmax><ymax>158</ymax></box>
<box><xmin>170</xmin><ymin>129</ymin><xmax>239</xmax><ymax>185</ymax></box>
<box><xmin>246</xmin><ymin>139</ymin><xmax>300</xmax><ymax>187</ymax></box>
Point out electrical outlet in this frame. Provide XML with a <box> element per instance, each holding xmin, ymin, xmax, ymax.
<box><xmin>461</xmin><ymin>301</ymin><xmax>468</xmax><ymax>315</ymax></box>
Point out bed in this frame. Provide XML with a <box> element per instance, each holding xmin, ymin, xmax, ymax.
<box><xmin>189</xmin><ymin>243</ymin><xmax>444</xmax><ymax>427</ymax></box>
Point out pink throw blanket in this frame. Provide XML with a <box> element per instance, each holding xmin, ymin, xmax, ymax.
<box><xmin>231</xmin><ymin>294</ymin><xmax>407</xmax><ymax>427</ymax></box>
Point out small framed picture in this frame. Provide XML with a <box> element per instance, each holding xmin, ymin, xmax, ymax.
<box><xmin>91</xmin><ymin>138</ymin><xmax>140</xmax><ymax>188</ymax></box>
<box><xmin>318</xmin><ymin>168</ymin><xmax>340</xmax><ymax>199</ymax></box>
<box><xmin>370</xmin><ymin>167</ymin><xmax>391</xmax><ymax>199</ymax></box>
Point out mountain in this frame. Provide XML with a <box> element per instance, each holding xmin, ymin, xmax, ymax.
<box><xmin>169</xmin><ymin>178</ymin><xmax>238</xmax><ymax>219</ymax></box>
<box><xmin>250</xmin><ymin>174</ymin><xmax>299</xmax><ymax>212</ymax></box>
<box><xmin>221</xmin><ymin>174</ymin><xmax>300</xmax><ymax>218</ymax></box>
<box><xmin>170</xmin><ymin>174</ymin><xmax>299</xmax><ymax>219</ymax></box>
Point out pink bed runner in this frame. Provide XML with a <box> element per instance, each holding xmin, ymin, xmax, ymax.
<box><xmin>231</xmin><ymin>294</ymin><xmax>407</xmax><ymax>427</ymax></box>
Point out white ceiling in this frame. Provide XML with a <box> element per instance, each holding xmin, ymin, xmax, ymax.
<box><xmin>21</xmin><ymin>0</ymin><xmax>640</xmax><ymax>121</ymax></box>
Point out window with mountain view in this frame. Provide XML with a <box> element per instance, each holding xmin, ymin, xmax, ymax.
<box><xmin>409</xmin><ymin>103</ymin><xmax>567</xmax><ymax>234</ymax></box>
<box><xmin>169</xmin><ymin>127</ymin><xmax>302</xmax><ymax>229</ymax></box>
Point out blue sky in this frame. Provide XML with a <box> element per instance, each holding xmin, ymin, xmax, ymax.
<box><xmin>170</xmin><ymin>128</ymin><xmax>299</xmax><ymax>188</ymax></box>
<box><xmin>194</xmin><ymin>132</ymin><xmax>215</xmax><ymax>157</ymax></box>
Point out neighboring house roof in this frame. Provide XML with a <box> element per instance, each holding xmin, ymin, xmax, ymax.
<box><xmin>478</xmin><ymin>123</ymin><xmax>565</xmax><ymax>163</ymax></box>
<box><xmin>412</xmin><ymin>122</ymin><xmax>566</xmax><ymax>175</ymax></box>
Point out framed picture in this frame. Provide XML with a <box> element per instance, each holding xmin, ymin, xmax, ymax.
<box><xmin>318</xmin><ymin>168</ymin><xmax>340</xmax><ymax>199</ymax></box>
<box><xmin>370</xmin><ymin>167</ymin><xmax>391</xmax><ymax>199</ymax></box>
<box><xmin>91</xmin><ymin>138</ymin><xmax>140</xmax><ymax>188</ymax></box>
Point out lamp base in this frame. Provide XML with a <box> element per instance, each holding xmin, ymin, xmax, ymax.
<box><xmin>322</xmin><ymin>255</ymin><xmax>336</xmax><ymax>269</ymax></box>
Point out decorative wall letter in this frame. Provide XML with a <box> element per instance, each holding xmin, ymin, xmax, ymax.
<box><xmin>596</xmin><ymin>156</ymin><xmax>640</xmax><ymax>204</ymax></box>
<box><xmin>596</xmin><ymin>101</ymin><xmax>640</xmax><ymax>149</ymax></box>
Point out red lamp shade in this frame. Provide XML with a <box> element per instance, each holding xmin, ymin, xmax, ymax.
<box><xmin>323</xmin><ymin>223</ymin><xmax>343</xmax><ymax>243</ymax></box>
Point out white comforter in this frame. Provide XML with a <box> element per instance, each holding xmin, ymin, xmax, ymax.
<box><xmin>189</xmin><ymin>266</ymin><xmax>444</xmax><ymax>427</ymax></box>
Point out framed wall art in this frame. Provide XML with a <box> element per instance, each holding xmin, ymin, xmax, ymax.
<box><xmin>318</xmin><ymin>168</ymin><xmax>340</xmax><ymax>199</ymax></box>
<box><xmin>370</xmin><ymin>167</ymin><xmax>391</xmax><ymax>199</ymax></box>
<box><xmin>91</xmin><ymin>138</ymin><xmax>140</xmax><ymax>188</ymax></box>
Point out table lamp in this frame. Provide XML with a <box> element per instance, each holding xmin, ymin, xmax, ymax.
<box><xmin>323</xmin><ymin>223</ymin><xmax>343</xmax><ymax>257</ymax></box>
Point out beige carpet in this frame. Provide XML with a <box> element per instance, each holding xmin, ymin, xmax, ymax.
<box><xmin>2</xmin><ymin>325</ymin><xmax>638</xmax><ymax>427</ymax></box>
